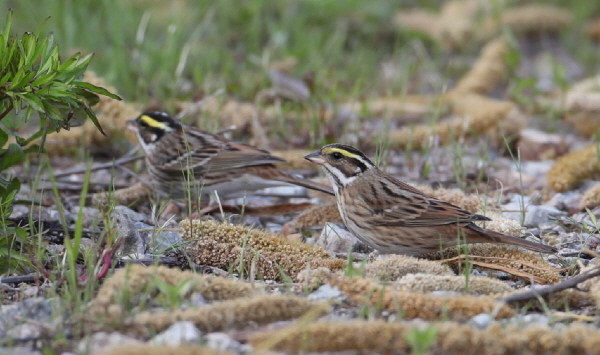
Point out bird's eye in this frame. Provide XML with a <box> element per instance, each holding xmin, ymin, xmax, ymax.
<box><xmin>332</xmin><ymin>152</ymin><xmax>343</xmax><ymax>160</ymax></box>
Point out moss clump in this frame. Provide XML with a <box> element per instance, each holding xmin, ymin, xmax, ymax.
<box><xmin>547</xmin><ymin>143</ymin><xmax>600</xmax><ymax>192</ymax></box>
<box><xmin>289</xmin><ymin>204</ymin><xmax>342</xmax><ymax>229</ymax></box>
<box><xmin>180</xmin><ymin>219</ymin><xmax>345</xmax><ymax>281</ymax></box>
<box><xmin>329</xmin><ymin>274</ymin><xmax>515</xmax><ymax>321</ymax></box>
<box><xmin>581</xmin><ymin>183</ymin><xmax>600</xmax><ymax>209</ymax></box>
<box><xmin>427</xmin><ymin>244</ymin><xmax>561</xmax><ymax>284</ymax></box>
<box><xmin>130</xmin><ymin>294</ymin><xmax>328</xmax><ymax>337</ymax></box>
<box><xmin>91</xmin><ymin>181</ymin><xmax>153</xmax><ymax>207</ymax></box>
<box><xmin>396</xmin><ymin>273</ymin><xmax>514</xmax><ymax>295</ymax></box>
<box><xmin>393</xmin><ymin>1</ymin><xmax>492</xmax><ymax>50</ymax></box>
<box><xmin>389</xmin><ymin>95</ymin><xmax>524</xmax><ymax>150</ymax></box>
<box><xmin>90</xmin><ymin>264</ymin><xmax>253</xmax><ymax>319</ymax></box>
<box><xmin>364</xmin><ymin>255</ymin><xmax>454</xmax><ymax>281</ymax></box>
<box><xmin>250</xmin><ymin>320</ymin><xmax>600</xmax><ymax>355</ymax></box>
<box><xmin>481</xmin><ymin>4</ymin><xmax>572</xmax><ymax>36</ymax></box>
<box><xmin>448</xmin><ymin>38</ymin><xmax>509</xmax><ymax>97</ymax></box>
<box><xmin>92</xmin><ymin>344</ymin><xmax>233</xmax><ymax>355</ymax></box>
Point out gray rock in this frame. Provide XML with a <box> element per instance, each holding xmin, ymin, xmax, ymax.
<box><xmin>502</xmin><ymin>202</ymin><xmax>565</xmax><ymax>228</ymax></box>
<box><xmin>0</xmin><ymin>346</ymin><xmax>41</xmax><ymax>355</ymax></box>
<box><xmin>546</xmin><ymin>190</ymin><xmax>583</xmax><ymax>211</ymax></box>
<box><xmin>6</xmin><ymin>323</ymin><xmax>44</xmax><ymax>341</ymax></box>
<box><xmin>508</xmin><ymin>313</ymin><xmax>549</xmax><ymax>327</ymax></box>
<box><xmin>204</xmin><ymin>332</ymin><xmax>248</xmax><ymax>354</ymax></box>
<box><xmin>114</xmin><ymin>205</ymin><xmax>147</xmax><ymax>222</ymax></box>
<box><xmin>307</xmin><ymin>284</ymin><xmax>343</xmax><ymax>301</ymax></box>
<box><xmin>147</xmin><ymin>226</ymin><xmax>183</xmax><ymax>254</ymax></box>
<box><xmin>78</xmin><ymin>332</ymin><xmax>142</xmax><ymax>354</ymax></box>
<box><xmin>0</xmin><ymin>298</ymin><xmax>55</xmax><ymax>338</ymax></box>
<box><xmin>470</xmin><ymin>313</ymin><xmax>493</xmax><ymax>329</ymax></box>
<box><xmin>113</xmin><ymin>209</ymin><xmax>151</xmax><ymax>256</ymax></box>
<box><xmin>150</xmin><ymin>321</ymin><xmax>202</xmax><ymax>346</ymax></box>
<box><xmin>316</xmin><ymin>223</ymin><xmax>360</xmax><ymax>254</ymax></box>
<box><xmin>71</xmin><ymin>206</ymin><xmax>101</xmax><ymax>228</ymax></box>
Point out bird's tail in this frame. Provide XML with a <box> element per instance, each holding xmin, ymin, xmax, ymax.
<box><xmin>468</xmin><ymin>224</ymin><xmax>557</xmax><ymax>254</ymax></box>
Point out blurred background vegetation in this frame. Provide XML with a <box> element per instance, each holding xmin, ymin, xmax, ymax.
<box><xmin>4</xmin><ymin>0</ymin><xmax>598</xmax><ymax>108</ymax></box>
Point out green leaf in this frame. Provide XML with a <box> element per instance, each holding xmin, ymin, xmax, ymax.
<box><xmin>30</xmin><ymin>72</ymin><xmax>56</xmax><ymax>86</ymax></box>
<box><xmin>0</xmin><ymin>71</ymin><xmax>11</xmax><ymax>87</ymax></box>
<box><xmin>57</xmin><ymin>54</ymin><xmax>80</xmax><ymax>73</ymax></box>
<box><xmin>14</xmin><ymin>71</ymin><xmax>36</xmax><ymax>90</ymax></box>
<box><xmin>0</xmin><ymin>130</ymin><xmax>7</xmax><ymax>148</ymax></box>
<box><xmin>8</xmin><ymin>69</ymin><xmax>25</xmax><ymax>90</ymax></box>
<box><xmin>41</xmin><ymin>101</ymin><xmax>62</xmax><ymax>121</ymax></box>
<box><xmin>83</xmin><ymin>106</ymin><xmax>106</xmax><ymax>136</ymax></box>
<box><xmin>75</xmin><ymin>52</ymin><xmax>94</xmax><ymax>69</ymax></box>
<box><xmin>74</xmin><ymin>81</ymin><xmax>122</xmax><ymax>100</ymax></box>
<box><xmin>20</xmin><ymin>93</ymin><xmax>45</xmax><ymax>112</ymax></box>
<box><xmin>0</xmin><ymin>143</ymin><xmax>25</xmax><ymax>171</ymax></box>
<box><xmin>24</xmin><ymin>143</ymin><xmax>44</xmax><ymax>154</ymax></box>
<box><xmin>1</xmin><ymin>10</ymin><xmax>12</xmax><ymax>48</ymax></box>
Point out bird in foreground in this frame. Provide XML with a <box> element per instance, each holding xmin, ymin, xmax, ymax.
<box><xmin>304</xmin><ymin>143</ymin><xmax>557</xmax><ymax>256</ymax></box>
<box><xmin>127</xmin><ymin>111</ymin><xmax>333</xmax><ymax>201</ymax></box>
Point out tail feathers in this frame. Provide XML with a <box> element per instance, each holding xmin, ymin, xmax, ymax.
<box><xmin>468</xmin><ymin>224</ymin><xmax>557</xmax><ymax>254</ymax></box>
<box><xmin>252</xmin><ymin>165</ymin><xmax>334</xmax><ymax>195</ymax></box>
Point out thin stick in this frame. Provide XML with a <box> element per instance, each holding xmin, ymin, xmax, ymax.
<box><xmin>52</xmin><ymin>147</ymin><xmax>143</xmax><ymax>178</ymax></box>
<box><xmin>499</xmin><ymin>264</ymin><xmax>600</xmax><ymax>303</ymax></box>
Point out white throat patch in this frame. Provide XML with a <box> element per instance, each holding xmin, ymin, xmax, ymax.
<box><xmin>324</xmin><ymin>164</ymin><xmax>356</xmax><ymax>194</ymax></box>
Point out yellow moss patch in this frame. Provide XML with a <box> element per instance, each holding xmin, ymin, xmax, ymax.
<box><xmin>296</xmin><ymin>267</ymin><xmax>339</xmax><ymax>291</ymax></box>
<box><xmin>560</xmin><ymin>75</ymin><xmax>600</xmax><ymax>137</ymax></box>
<box><xmin>587</xmin><ymin>17</ymin><xmax>600</xmax><ymax>41</ymax></box>
<box><xmin>448</xmin><ymin>38</ymin><xmax>509</xmax><ymax>97</ymax></box>
<box><xmin>579</xmin><ymin>264</ymin><xmax>600</xmax><ymax>308</ymax></box>
<box><xmin>480</xmin><ymin>4</ymin><xmax>572</xmax><ymax>38</ymax></box>
<box><xmin>250</xmin><ymin>320</ymin><xmax>600</xmax><ymax>355</ymax></box>
<box><xmin>329</xmin><ymin>275</ymin><xmax>515</xmax><ymax>320</ymax></box>
<box><xmin>91</xmin><ymin>181</ymin><xmax>153</xmax><ymax>207</ymax></box>
<box><xmin>396</xmin><ymin>273</ymin><xmax>513</xmax><ymax>295</ymax></box>
<box><xmin>180</xmin><ymin>219</ymin><xmax>345</xmax><ymax>281</ymax></box>
<box><xmin>90</xmin><ymin>264</ymin><xmax>253</xmax><ymax>319</ymax></box>
<box><xmin>473</xmin><ymin>211</ymin><xmax>524</xmax><ymax>236</ymax></box>
<box><xmin>92</xmin><ymin>344</ymin><xmax>232</xmax><ymax>355</ymax></box>
<box><xmin>547</xmin><ymin>143</ymin><xmax>600</xmax><ymax>192</ymax></box>
<box><xmin>389</xmin><ymin>95</ymin><xmax>524</xmax><ymax>150</ymax></box>
<box><xmin>428</xmin><ymin>244</ymin><xmax>561</xmax><ymax>284</ymax></box>
<box><xmin>342</xmin><ymin>95</ymin><xmax>443</xmax><ymax>119</ymax></box>
<box><xmin>44</xmin><ymin>71</ymin><xmax>140</xmax><ymax>156</ymax></box>
<box><xmin>581</xmin><ymin>183</ymin><xmax>600</xmax><ymax>209</ymax></box>
<box><xmin>130</xmin><ymin>295</ymin><xmax>328</xmax><ymax>337</ymax></box>
<box><xmin>289</xmin><ymin>204</ymin><xmax>342</xmax><ymax>229</ymax></box>
<box><xmin>590</xmin><ymin>278</ymin><xmax>600</xmax><ymax>308</ymax></box>
<box><xmin>393</xmin><ymin>0</ymin><xmax>493</xmax><ymax>51</ymax></box>
<box><xmin>364</xmin><ymin>255</ymin><xmax>454</xmax><ymax>281</ymax></box>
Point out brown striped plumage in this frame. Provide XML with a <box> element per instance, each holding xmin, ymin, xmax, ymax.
<box><xmin>305</xmin><ymin>143</ymin><xmax>556</xmax><ymax>256</ymax></box>
<box><xmin>128</xmin><ymin>112</ymin><xmax>334</xmax><ymax>201</ymax></box>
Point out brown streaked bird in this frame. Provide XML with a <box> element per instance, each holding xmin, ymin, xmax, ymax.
<box><xmin>304</xmin><ymin>143</ymin><xmax>556</xmax><ymax>256</ymax></box>
<box><xmin>127</xmin><ymin>111</ymin><xmax>333</xmax><ymax>201</ymax></box>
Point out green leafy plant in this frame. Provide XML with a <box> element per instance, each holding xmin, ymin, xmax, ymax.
<box><xmin>405</xmin><ymin>325</ymin><xmax>438</xmax><ymax>355</ymax></box>
<box><xmin>0</xmin><ymin>10</ymin><xmax>120</xmax><ymax>273</ymax></box>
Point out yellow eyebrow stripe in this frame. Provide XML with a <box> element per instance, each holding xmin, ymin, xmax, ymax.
<box><xmin>140</xmin><ymin>114</ymin><xmax>167</xmax><ymax>129</ymax></box>
<box><xmin>323</xmin><ymin>147</ymin><xmax>359</xmax><ymax>158</ymax></box>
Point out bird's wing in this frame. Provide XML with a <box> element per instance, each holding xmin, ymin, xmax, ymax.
<box><xmin>366</xmin><ymin>174</ymin><xmax>488</xmax><ymax>227</ymax></box>
<box><xmin>163</xmin><ymin>126</ymin><xmax>285</xmax><ymax>172</ymax></box>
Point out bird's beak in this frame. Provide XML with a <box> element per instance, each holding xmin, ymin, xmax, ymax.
<box><xmin>304</xmin><ymin>151</ymin><xmax>325</xmax><ymax>165</ymax></box>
